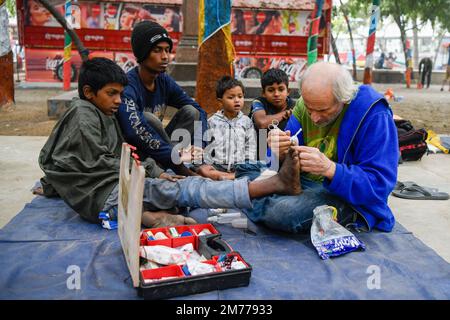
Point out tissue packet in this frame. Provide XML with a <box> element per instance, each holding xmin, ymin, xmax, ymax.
<box><xmin>311</xmin><ymin>205</ymin><xmax>365</xmax><ymax>260</ymax></box>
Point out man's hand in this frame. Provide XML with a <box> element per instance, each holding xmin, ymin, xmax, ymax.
<box><xmin>159</xmin><ymin>172</ymin><xmax>186</xmax><ymax>182</ymax></box>
<box><xmin>268</xmin><ymin>129</ymin><xmax>292</xmax><ymax>161</ymax></box>
<box><xmin>294</xmin><ymin>146</ymin><xmax>336</xmax><ymax>180</ymax></box>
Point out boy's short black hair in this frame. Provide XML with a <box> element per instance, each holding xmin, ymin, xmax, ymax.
<box><xmin>78</xmin><ymin>57</ymin><xmax>128</xmax><ymax>99</ymax></box>
<box><xmin>216</xmin><ymin>76</ymin><xmax>245</xmax><ymax>98</ymax></box>
<box><xmin>261</xmin><ymin>68</ymin><xmax>289</xmax><ymax>91</ymax></box>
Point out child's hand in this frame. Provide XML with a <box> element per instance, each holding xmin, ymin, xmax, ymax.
<box><xmin>159</xmin><ymin>172</ymin><xmax>186</xmax><ymax>182</ymax></box>
<box><xmin>180</xmin><ymin>145</ymin><xmax>203</xmax><ymax>163</ymax></box>
<box><xmin>283</xmin><ymin>109</ymin><xmax>292</xmax><ymax>120</ymax></box>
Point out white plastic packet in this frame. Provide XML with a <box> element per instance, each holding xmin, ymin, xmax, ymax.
<box><xmin>140</xmin><ymin>245</ymin><xmax>190</xmax><ymax>265</ymax></box>
<box><xmin>311</xmin><ymin>205</ymin><xmax>365</xmax><ymax>260</ymax></box>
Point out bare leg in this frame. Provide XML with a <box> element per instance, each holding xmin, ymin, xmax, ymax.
<box><xmin>248</xmin><ymin>147</ymin><xmax>301</xmax><ymax>198</ymax></box>
<box><xmin>142</xmin><ymin>210</ymin><xmax>197</xmax><ymax>228</ymax></box>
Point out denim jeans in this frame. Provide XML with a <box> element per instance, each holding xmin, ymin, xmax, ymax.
<box><xmin>235</xmin><ymin>162</ymin><xmax>357</xmax><ymax>233</ymax></box>
<box><xmin>102</xmin><ymin>176</ymin><xmax>252</xmax><ymax>219</ymax></box>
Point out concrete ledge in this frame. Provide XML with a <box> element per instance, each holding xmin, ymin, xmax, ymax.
<box><xmin>47</xmin><ymin>90</ymin><xmax>77</xmax><ymax>119</ymax></box>
<box><xmin>46</xmin><ymin>79</ymin><xmax>301</xmax><ymax>119</ymax></box>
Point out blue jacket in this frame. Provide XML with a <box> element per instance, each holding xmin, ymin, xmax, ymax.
<box><xmin>285</xmin><ymin>85</ymin><xmax>398</xmax><ymax>232</ymax></box>
<box><xmin>116</xmin><ymin>67</ymin><xmax>207</xmax><ymax>169</ymax></box>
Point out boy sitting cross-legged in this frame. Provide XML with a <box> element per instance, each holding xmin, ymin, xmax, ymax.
<box><xmin>38</xmin><ymin>57</ymin><xmax>301</xmax><ymax>228</ymax></box>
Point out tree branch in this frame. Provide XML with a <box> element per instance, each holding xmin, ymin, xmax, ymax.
<box><xmin>38</xmin><ymin>0</ymin><xmax>89</xmax><ymax>61</ymax></box>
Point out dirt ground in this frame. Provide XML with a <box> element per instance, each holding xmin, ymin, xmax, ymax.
<box><xmin>0</xmin><ymin>88</ymin><xmax>59</xmax><ymax>136</ymax></box>
<box><xmin>1</xmin><ymin>83</ymin><xmax>449</xmax><ymax>136</ymax></box>
<box><xmin>372</xmin><ymin>83</ymin><xmax>450</xmax><ymax>134</ymax></box>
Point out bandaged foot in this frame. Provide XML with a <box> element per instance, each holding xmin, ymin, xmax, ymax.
<box><xmin>142</xmin><ymin>210</ymin><xmax>197</xmax><ymax>228</ymax></box>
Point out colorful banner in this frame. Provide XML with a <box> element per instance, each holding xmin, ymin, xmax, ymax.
<box><xmin>198</xmin><ymin>0</ymin><xmax>234</xmax><ymax>64</ymax></box>
<box><xmin>24</xmin><ymin>1</ymin><xmax>183</xmax><ymax>31</ymax></box>
<box><xmin>24</xmin><ymin>48</ymin><xmax>136</xmax><ymax>82</ymax></box>
<box><xmin>363</xmin><ymin>0</ymin><xmax>380</xmax><ymax>84</ymax></box>
<box><xmin>306</xmin><ymin>0</ymin><xmax>324</xmax><ymax>66</ymax></box>
<box><xmin>63</xmin><ymin>0</ymin><xmax>72</xmax><ymax>90</ymax></box>
<box><xmin>196</xmin><ymin>0</ymin><xmax>235</xmax><ymax>114</ymax></box>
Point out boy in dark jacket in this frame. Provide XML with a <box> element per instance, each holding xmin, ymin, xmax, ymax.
<box><xmin>116</xmin><ymin>21</ymin><xmax>208</xmax><ymax>177</ymax></box>
<box><xmin>39</xmin><ymin>58</ymin><xmax>302</xmax><ymax>227</ymax></box>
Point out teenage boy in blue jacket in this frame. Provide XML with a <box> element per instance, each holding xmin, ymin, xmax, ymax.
<box><xmin>116</xmin><ymin>21</ymin><xmax>207</xmax><ymax>177</ymax></box>
<box><xmin>236</xmin><ymin>62</ymin><xmax>398</xmax><ymax>233</ymax></box>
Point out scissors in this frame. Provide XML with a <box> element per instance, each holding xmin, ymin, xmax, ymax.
<box><xmin>268</xmin><ymin>119</ymin><xmax>302</xmax><ymax>145</ymax></box>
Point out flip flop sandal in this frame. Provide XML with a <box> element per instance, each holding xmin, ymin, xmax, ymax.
<box><xmin>394</xmin><ymin>181</ymin><xmax>439</xmax><ymax>193</ymax></box>
<box><xmin>392</xmin><ymin>183</ymin><xmax>449</xmax><ymax>200</ymax></box>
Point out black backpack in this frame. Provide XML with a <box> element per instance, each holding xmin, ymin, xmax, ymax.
<box><xmin>394</xmin><ymin>119</ymin><xmax>428</xmax><ymax>161</ymax></box>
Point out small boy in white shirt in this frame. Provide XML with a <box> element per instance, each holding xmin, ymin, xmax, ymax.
<box><xmin>199</xmin><ymin>76</ymin><xmax>257</xmax><ymax>180</ymax></box>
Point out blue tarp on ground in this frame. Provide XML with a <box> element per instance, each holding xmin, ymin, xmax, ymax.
<box><xmin>1</xmin><ymin>195</ymin><xmax>449</xmax><ymax>300</ymax></box>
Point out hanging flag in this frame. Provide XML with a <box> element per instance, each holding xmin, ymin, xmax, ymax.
<box><xmin>63</xmin><ymin>0</ymin><xmax>72</xmax><ymax>91</ymax></box>
<box><xmin>363</xmin><ymin>0</ymin><xmax>380</xmax><ymax>84</ymax></box>
<box><xmin>307</xmin><ymin>0</ymin><xmax>324</xmax><ymax>66</ymax></box>
<box><xmin>196</xmin><ymin>0</ymin><xmax>235</xmax><ymax>115</ymax></box>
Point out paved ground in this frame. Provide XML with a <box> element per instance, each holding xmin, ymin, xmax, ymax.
<box><xmin>1</xmin><ymin>135</ymin><xmax>449</xmax><ymax>262</ymax></box>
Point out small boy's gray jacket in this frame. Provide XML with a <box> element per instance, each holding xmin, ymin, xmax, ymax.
<box><xmin>39</xmin><ymin>98</ymin><xmax>164</xmax><ymax>223</ymax></box>
<box><xmin>205</xmin><ymin>110</ymin><xmax>257</xmax><ymax>171</ymax></box>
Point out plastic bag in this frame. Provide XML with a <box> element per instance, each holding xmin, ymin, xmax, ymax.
<box><xmin>311</xmin><ymin>205</ymin><xmax>365</xmax><ymax>260</ymax></box>
<box><xmin>140</xmin><ymin>245</ymin><xmax>190</xmax><ymax>265</ymax></box>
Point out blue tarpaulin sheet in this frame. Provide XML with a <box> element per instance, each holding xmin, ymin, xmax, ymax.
<box><xmin>1</xmin><ymin>195</ymin><xmax>449</xmax><ymax>300</ymax></box>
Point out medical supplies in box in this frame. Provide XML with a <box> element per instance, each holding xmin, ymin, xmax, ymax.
<box><xmin>117</xmin><ymin>144</ymin><xmax>251</xmax><ymax>299</ymax></box>
<box><xmin>123</xmin><ymin>222</ymin><xmax>252</xmax><ymax>300</ymax></box>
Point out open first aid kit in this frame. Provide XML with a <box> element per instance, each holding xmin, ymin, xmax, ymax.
<box><xmin>117</xmin><ymin>144</ymin><xmax>252</xmax><ymax>299</ymax></box>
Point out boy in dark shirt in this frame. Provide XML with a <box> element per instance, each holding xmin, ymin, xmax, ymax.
<box><xmin>116</xmin><ymin>21</ymin><xmax>208</xmax><ymax>177</ymax></box>
<box><xmin>249</xmin><ymin>68</ymin><xmax>295</xmax><ymax>131</ymax></box>
<box><xmin>39</xmin><ymin>58</ymin><xmax>301</xmax><ymax>228</ymax></box>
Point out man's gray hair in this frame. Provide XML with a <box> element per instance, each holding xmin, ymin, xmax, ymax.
<box><xmin>299</xmin><ymin>62</ymin><xmax>356</xmax><ymax>104</ymax></box>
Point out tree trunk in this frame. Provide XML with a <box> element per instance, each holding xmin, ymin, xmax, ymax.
<box><xmin>339</xmin><ymin>0</ymin><xmax>356</xmax><ymax>80</ymax></box>
<box><xmin>330</xmin><ymin>32</ymin><xmax>341</xmax><ymax>64</ymax></box>
<box><xmin>394</xmin><ymin>13</ymin><xmax>412</xmax><ymax>88</ymax></box>
<box><xmin>393</xmin><ymin>3</ymin><xmax>409</xmax><ymax>71</ymax></box>
<box><xmin>0</xmin><ymin>1</ymin><xmax>14</xmax><ymax>108</ymax></box>
<box><xmin>433</xmin><ymin>29</ymin><xmax>445</xmax><ymax>68</ymax></box>
<box><xmin>38</xmin><ymin>0</ymin><xmax>89</xmax><ymax>61</ymax></box>
<box><xmin>413</xmin><ymin>18</ymin><xmax>419</xmax><ymax>69</ymax></box>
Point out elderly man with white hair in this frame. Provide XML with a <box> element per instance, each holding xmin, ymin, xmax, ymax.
<box><xmin>235</xmin><ymin>62</ymin><xmax>399</xmax><ymax>233</ymax></box>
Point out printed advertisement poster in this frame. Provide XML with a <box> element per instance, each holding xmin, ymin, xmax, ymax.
<box><xmin>231</xmin><ymin>9</ymin><xmax>326</xmax><ymax>37</ymax></box>
<box><xmin>25</xmin><ymin>48</ymin><xmax>137</xmax><ymax>82</ymax></box>
<box><xmin>25</xmin><ymin>0</ymin><xmax>64</xmax><ymax>27</ymax></box>
<box><xmin>24</xmin><ymin>0</ymin><xmax>182</xmax><ymax>32</ymax></box>
<box><xmin>234</xmin><ymin>56</ymin><xmax>309</xmax><ymax>82</ymax></box>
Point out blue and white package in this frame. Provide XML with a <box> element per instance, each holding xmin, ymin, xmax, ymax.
<box><xmin>311</xmin><ymin>205</ymin><xmax>365</xmax><ymax>260</ymax></box>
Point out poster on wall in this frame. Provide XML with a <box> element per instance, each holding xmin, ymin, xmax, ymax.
<box><xmin>24</xmin><ymin>48</ymin><xmax>138</xmax><ymax>82</ymax></box>
<box><xmin>25</xmin><ymin>0</ymin><xmax>64</xmax><ymax>27</ymax></box>
<box><xmin>234</xmin><ymin>56</ymin><xmax>309</xmax><ymax>81</ymax></box>
<box><xmin>24</xmin><ymin>0</ymin><xmax>182</xmax><ymax>32</ymax></box>
<box><xmin>231</xmin><ymin>8</ymin><xmax>326</xmax><ymax>37</ymax></box>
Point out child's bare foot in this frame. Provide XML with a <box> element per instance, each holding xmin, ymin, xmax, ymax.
<box><xmin>142</xmin><ymin>210</ymin><xmax>197</xmax><ymax>228</ymax></box>
<box><xmin>31</xmin><ymin>186</ymin><xmax>44</xmax><ymax>196</ymax></box>
<box><xmin>274</xmin><ymin>147</ymin><xmax>301</xmax><ymax>195</ymax></box>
